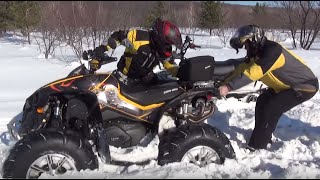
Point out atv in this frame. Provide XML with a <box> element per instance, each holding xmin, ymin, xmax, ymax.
<box><xmin>3</xmin><ymin>36</ymin><xmax>237</xmax><ymax>179</ymax></box>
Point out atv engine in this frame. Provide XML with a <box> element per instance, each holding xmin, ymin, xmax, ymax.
<box><xmin>172</xmin><ymin>81</ymin><xmax>217</xmax><ymax>124</ymax></box>
<box><xmin>102</xmin><ymin>118</ymin><xmax>149</xmax><ymax>148</ymax></box>
<box><xmin>176</xmin><ymin>97</ymin><xmax>216</xmax><ymax>124</ymax></box>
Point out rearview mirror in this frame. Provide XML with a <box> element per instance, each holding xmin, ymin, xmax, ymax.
<box><xmin>82</xmin><ymin>51</ymin><xmax>88</xmax><ymax>60</ymax></box>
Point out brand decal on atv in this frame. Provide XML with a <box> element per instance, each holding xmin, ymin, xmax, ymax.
<box><xmin>163</xmin><ymin>88</ymin><xmax>178</xmax><ymax>94</ymax></box>
<box><xmin>111</xmin><ymin>137</ymin><xmax>120</xmax><ymax>141</ymax></box>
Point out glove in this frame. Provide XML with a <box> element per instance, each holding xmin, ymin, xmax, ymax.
<box><xmin>110</xmin><ymin>30</ymin><xmax>127</xmax><ymax>41</ymax></box>
<box><xmin>106</xmin><ymin>30</ymin><xmax>127</xmax><ymax>49</ymax></box>
<box><xmin>107</xmin><ymin>37</ymin><xmax>117</xmax><ymax>49</ymax></box>
<box><xmin>94</xmin><ymin>45</ymin><xmax>107</xmax><ymax>58</ymax></box>
<box><xmin>219</xmin><ymin>85</ymin><xmax>231</xmax><ymax>96</ymax></box>
<box><xmin>121</xmin><ymin>38</ymin><xmax>134</xmax><ymax>49</ymax></box>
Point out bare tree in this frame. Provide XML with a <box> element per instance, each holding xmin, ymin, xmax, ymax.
<box><xmin>216</xmin><ymin>3</ymin><xmax>234</xmax><ymax>47</ymax></box>
<box><xmin>224</xmin><ymin>4</ymin><xmax>252</xmax><ymax>28</ymax></box>
<box><xmin>17</xmin><ymin>1</ymin><xmax>308</xmax><ymax>62</ymax></box>
<box><xmin>273</xmin><ymin>1</ymin><xmax>300</xmax><ymax>48</ymax></box>
<box><xmin>65</xmin><ymin>1</ymin><xmax>87</xmax><ymax>60</ymax></box>
<box><xmin>79</xmin><ymin>1</ymin><xmax>132</xmax><ymax>49</ymax></box>
<box><xmin>185</xmin><ymin>1</ymin><xmax>199</xmax><ymax>39</ymax></box>
<box><xmin>267</xmin><ymin>29</ymin><xmax>286</xmax><ymax>42</ymax></box>
<box><xmin>318</xmin><ymin>1</ymin><xmax>320</xmax><ymax>40</ymax></box>
<box><xmin>273</xmin><ymin>1</ymin><xmax>320</xmax><ymax>50</ymax></box>
<box><xmin>297</xmin><ymin>1</ymin><xmax>320</xmax><ymax>50</ymax></box>
<box><xmin>217</xmin><ymin>28</ymin><xmax>234</xmax><ymax>48</ymax></box>
<box><xmin>34</xmin><ymin>1</ymin><xmax>60</xmax><ymax>59</ymax></box>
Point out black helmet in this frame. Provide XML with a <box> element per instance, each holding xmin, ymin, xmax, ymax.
<box><xmin>151</xmin><ymin>18</ymin><xmax>182</xmax><ymax>57</ymax></box>
<box><xmin>230</xmin><ymin>24</ymin><xmax>266</xmax><ymax>54</ymax></box>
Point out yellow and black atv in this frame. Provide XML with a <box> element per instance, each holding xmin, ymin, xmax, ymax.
<box><xmin>3</xmin><ymin>36</ymin><xmax>237</xmax><ymax>178</ymax></box>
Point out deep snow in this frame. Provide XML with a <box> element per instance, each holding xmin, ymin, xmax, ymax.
<box><xmin>0</xmin><ymin>31</ymin><xmax>319</xmax><ymax>179</ymax></box>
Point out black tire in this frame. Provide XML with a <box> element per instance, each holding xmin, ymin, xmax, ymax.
<box><xmin>2</xmin><ymin>129</ymin><xmax>98</xmax><ymax>179</ymax></box>
<box><xmin>158</xmin><ymin>124</ymin><xmax>235</xmax><ymax>166</ymax></box>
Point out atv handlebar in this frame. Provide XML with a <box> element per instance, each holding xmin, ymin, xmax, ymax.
<box><xmin>189</xmin><ymin>43</ymin><xmax>201</xmax><ymax>49</ymax></box>
<box><xmin>81</xmin><ymin>49</ymin><xmax>118</xmax><ymax>73</ymax></box>
<box><xmin>82</xmin><ymin>49</ymin><xmax>117</xmax><ymax>63</ymax></box>
<box><xmin>180</xmin><ymin>36</ymin><xmax>201</xmax><ymax>60</ymax></box>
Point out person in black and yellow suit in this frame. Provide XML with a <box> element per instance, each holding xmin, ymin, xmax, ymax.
<box><xmin>93</xmin><ymin>18</ymin><xmax>182</xmax><ymax>86</ymax></box>
<box><xmin>219</xmin><ymin>25</ymin><xmax>319</xmax><ymax>151</ymax></box>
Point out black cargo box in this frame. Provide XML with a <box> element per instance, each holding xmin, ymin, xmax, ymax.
<box><xmin>177</xmin><ymin>56</ymin><xmax>215</xmax><ymax>82</ymax></box>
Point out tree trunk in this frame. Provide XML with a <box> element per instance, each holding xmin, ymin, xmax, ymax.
<box><xmin>290</xmin><ymin>30</ymin><xmax>297</xmax><ymax>48</ymax></box>
<box><xmin>27</xmin><ymin>32</ymin><xmax>31</xmax><ymax>45</ymax></box>
<box><xmin>306</xmin><ymin>29</ymin><xmax>320</xmax><ymax>50</ymax></box>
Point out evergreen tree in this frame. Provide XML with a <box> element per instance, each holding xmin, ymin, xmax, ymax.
<box><xmin>10</xmin><ymin>1</ymin><xmax>40</xmax><ymax>44</ymax></box>
<box><xmin>197</xmin><ymin>1</ymin><xmax>224</xmax><ymax>36</ymax></box>
<box><xmin>251</xmin><ymin>2</ymin><xmax>267</xmax><ymax>16</ymax></box>
<box><xmin>0</xmin><ymin>1</ymin><xmax>14</xmax><ymax>35</ymax></box>
<box><xmin>144</xmin><ymin>1</ymin><xmax>169</xmax><ymax>28</ymax></box>
<box><xmin>250</xmin><ymin>2</ymin><xmax>268</xmax><ymax>27</ymax></box>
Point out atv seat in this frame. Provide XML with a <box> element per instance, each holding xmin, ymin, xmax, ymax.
<box><xmin>119</xmin><ymin>82</ymin><xmax>183</xmax><ymax>106</ymax></box>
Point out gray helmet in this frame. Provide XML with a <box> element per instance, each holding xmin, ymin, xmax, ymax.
<box><xmin>230</xmin><ymin>24</ymin><xmax>266</xmax><ymax>54</ymax></box>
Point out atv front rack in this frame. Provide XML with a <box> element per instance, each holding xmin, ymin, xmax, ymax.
<box><xmin>7</xmin><ymin>118</ymin><xmax>21</xmax><ymax>141</ymax></box>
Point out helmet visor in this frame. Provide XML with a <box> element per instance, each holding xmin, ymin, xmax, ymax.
<box><xmin>230</xmin><ymin>25</ymin><xmax>254</xmax><ymax>53</ymax></box>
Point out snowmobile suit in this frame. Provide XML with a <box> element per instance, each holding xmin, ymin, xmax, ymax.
<box><xmin>109</xmin><ymin>29</ymin><xmax>179</xmax><ymax>84</ymax></box>
<box><xmin>224</xmin><ymin>40</ymin><xmax>319</xmax><ymax>149</ymax></box>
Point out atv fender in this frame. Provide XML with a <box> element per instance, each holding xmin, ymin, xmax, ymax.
<box><xmin>18</xmin><ymin>89</ymin><xmax>102</xmax><ymax>137</ymax></box>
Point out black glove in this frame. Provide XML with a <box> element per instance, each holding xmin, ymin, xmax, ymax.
<box><xmin>94</xmin><ymin>45</ymin><xmax>107</xmax><ymax>58</ymax></box>
<box><xmin>110</xmin><ymin>30</ymin><xmax>127</xmax><ymax>41</ymax></box>
<box><xmin>107</xmin><ymin>37</ymin><xmax>117</xmax><ymax>49</ymax></box>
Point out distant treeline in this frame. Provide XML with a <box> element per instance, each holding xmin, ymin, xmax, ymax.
<box><xmin>0</xmin><ymin>1</ymin><xmax>286</xmax><ymax>33</ymax></box>
<box><xmin>0</xmin><ymin>1</ymin><xmax>319</xmax><ymax>59</ymax></box>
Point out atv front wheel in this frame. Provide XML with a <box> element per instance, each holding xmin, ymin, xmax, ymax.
<box><xmin>2</xmin><ymin>130</ymin><xmax>98</xmax><ymax>179</ymax></box>
<box><xmin>158</xmin><ymin>124</ymin><xmax>235</xmax><ymax>167</ymax></box>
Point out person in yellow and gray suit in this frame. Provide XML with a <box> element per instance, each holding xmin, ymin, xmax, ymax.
<box><xmin>219</xmin><ymin>25</ymin><xmax>319</xmax><ymax>151</ymax></box>
<box><xmin>94</xmin><ymin>18</ymin><xmax>182</xmax><ymax>86</ymax></box>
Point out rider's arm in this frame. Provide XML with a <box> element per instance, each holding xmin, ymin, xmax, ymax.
<box><xmin>162</xmin><ymin>58</ymin><xmax>179</xmax><ymax>77</ymax></box>
<box><xmin>160</xmin><ymin>46</ymin><xmax>179</xmax><ymax>77</ymax></box>
<box><xmin>109</xmin><ymin>30</ymin><xmax>133</xmax><ymax>50</ymax></box>
<box><xmin>110</xmin><ymin>30</ymin><xmax>127</xmax><ymax>42</ymax></box>
<box><xmin>225</xmin><ymin>43</ymin><xmax>283</xmax><ymax>91</ymax></box>
<box><xmin>223</xmin><ymin>61</ymin><xmax>254</xmax><ymax>91</ymax></box>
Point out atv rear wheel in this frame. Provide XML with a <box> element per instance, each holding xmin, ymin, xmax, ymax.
<box><xmin>2</xmin><ymin>130</ymin><xmax>98</xmax><ymax>179</ymax></box>
<box><xmin>158</xmin><ymin>124</ymin><xmax>235</xmax><ymax>167</ymax></box>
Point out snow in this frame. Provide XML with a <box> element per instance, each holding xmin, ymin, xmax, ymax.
<box><xmin>0</xmin><ymin>31</ymin><xmax>320</xmax><ymax>179</ymax></box>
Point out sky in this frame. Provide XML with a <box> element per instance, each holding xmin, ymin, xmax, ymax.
<box><xmin>0</xmin><ymin>31</ymin><xmax>319</xmax><ymax>178</ymax></box>
<box><xmin>223</xmin><ymin>1</ymin><xmax>270</xmax><ymax>6</ymax></box>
